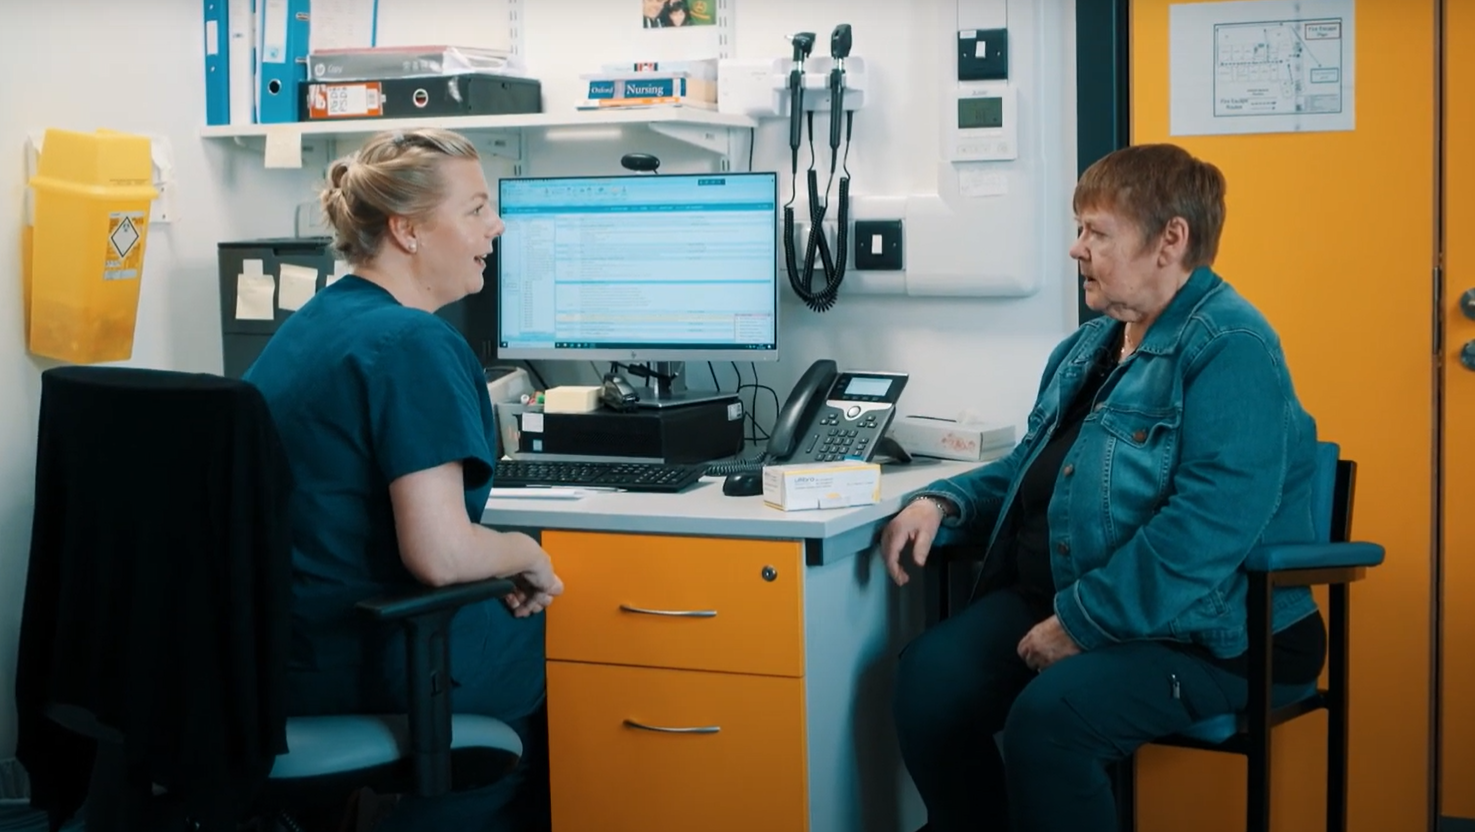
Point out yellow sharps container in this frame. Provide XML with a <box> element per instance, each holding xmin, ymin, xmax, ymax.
<box><xmin>27</xmin><ymin>128</ymin><xmax>157</xmax><ymax>364</ymax></box>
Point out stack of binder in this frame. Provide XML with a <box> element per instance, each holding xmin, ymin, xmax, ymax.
<box><xmin>204</xmin><ymin>0</ymin><xmax>320</xmax><ymax>125</ymax></box>
<box><xmin>203</xmin><ymin>0</ymin><xmax>538</xmax><ymax>126</ymax></box>
<box><xmin>299</xmin><ymin>46</ymin><xmax>539</xmax><ymax>122</ymax></box>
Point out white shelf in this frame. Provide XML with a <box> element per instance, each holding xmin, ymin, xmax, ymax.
<box><xmin>199</xmin><ymin>107</ymin><xmax>756</xmax><ymax>140</ymax></box>
<box><xmin>201</xmin><ymin>108</ymin><xmax>758</xmax><ymax>171</ymax></box>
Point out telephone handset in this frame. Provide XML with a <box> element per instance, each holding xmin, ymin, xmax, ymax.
<box><xmin>707</xmin><ymin>358</ymin><xmax>911</xmax><ymax>478</ymax></box>
<box><xmin>766</xmin><ymin>358</ymin><xmax>839</xmax><ymax>459</ymax></box>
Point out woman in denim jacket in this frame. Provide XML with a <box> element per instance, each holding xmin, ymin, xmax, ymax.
<box><xmin>882</xmin><ymin>143</ymin><xmax>1325</xmax><ymax>832</ymax></box>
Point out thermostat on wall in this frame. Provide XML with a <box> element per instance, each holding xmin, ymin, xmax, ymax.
<box><xmin>947</xmin><ymin>82</ymin><xmax>1017</xmax><ymax>163</ymax></box>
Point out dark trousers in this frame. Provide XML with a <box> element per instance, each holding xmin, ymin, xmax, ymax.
<box><xmin>892</xmin><ymin>589</ymin><xmax>1248</xmax><ymax>832</ymax></box>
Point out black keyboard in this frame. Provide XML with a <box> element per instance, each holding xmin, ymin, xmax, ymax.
<box><xmin>492</xmin><ymin>460</ymin><xmax>706</xmax><ymax>493</ymax></box>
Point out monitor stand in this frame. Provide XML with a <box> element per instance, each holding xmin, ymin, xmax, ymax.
<box><xmin>636</xmin><ymin>361</ymin><xmax>735</xmax><ymax>409</ymax></box>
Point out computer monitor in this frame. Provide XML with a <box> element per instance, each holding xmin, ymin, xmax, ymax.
<box><xmin>495</xmin><ymin>172</ymin><xmax>780</xmax><ymax>376</ymax></box>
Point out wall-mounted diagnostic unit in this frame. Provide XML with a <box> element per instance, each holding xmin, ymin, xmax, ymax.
<box><xmin>946</xmin><ymin>9</ymin><xmax>1017</xmax><ymax>164</ymax></box>
<box><xmin>948</xmin><ymin>82</ymin><xmax>1017</xmax><ymax>162</ymax></box>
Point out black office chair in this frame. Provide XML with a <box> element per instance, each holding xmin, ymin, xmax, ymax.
<box><xmin>926</xmin><ymin>441</ymin><xmax>1384</xmax><ymax>832</ymax></box>
<box><xmin>14</xmin><ymin>366</ymin><xmax>523</xmax><ymax>832</ymax></box>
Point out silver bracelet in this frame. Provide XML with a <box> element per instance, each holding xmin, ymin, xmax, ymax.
<box><xmin>912</xmin><ymin>494</ymin><xmax>956</xmax><ymax>519</ymax></box>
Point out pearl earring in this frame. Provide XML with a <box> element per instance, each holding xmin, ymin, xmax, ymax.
<box><xmin>409</xmin><ymin>242</ymin><xmax>417</xmax><ymax>253</ymax></box>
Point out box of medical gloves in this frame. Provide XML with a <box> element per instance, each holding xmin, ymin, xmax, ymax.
<box><xmin>763</xmin><ymin>461</ymin><xmax>881</xmax><ymax>511</ymax></box>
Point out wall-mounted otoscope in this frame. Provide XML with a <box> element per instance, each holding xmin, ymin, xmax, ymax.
<box><xmin>785</xmin><ymin>31</ymin><xmax>815</xmax><ymax>176</ymax></box>
<box><xmin>783</xmin><ymin>22</ymin><xmax>855</xmax><ymax>314</ymax></box>
<box><xmin>828</xmin><ymin>24</ymin><xmax>852</xmax><ymax>159</ymax></box>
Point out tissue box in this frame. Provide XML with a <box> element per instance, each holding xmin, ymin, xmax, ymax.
<box><xmin>889</xmin><ymin>415</ymin><xmax>1016</xmax><ymax>462</ymax></box>
<box><xmin>763</xmin><ymin>461</ymin><xmax>881</xmax><ymax>512</ymax></box>
<box><xmin>543</xmin><ymin>385</ymin><xmax>602</xmax><ymax>413</ymax></box>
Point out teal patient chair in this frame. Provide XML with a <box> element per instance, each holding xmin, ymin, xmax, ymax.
<box><xmin>928</xmin><ymin>441</ymin><xmax>1385</xmax><ymax>832</ymax></box>
<box><xmin>15</xmin><ymin>366</ymin><xmax>523</xmax><ymax>832</ymax></box>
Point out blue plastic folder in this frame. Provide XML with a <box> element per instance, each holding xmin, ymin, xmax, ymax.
<box><xmin>256</xmin><ymin>0</ymin><xmax>310</xmax><ymax>123</ymax></box>
<box><xmin>203</xmin><ymin>0</ymin><xmax>229</xmax><ymax>125</ymax></box>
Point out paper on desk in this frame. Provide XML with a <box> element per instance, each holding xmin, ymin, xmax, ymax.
<box><xmin>235</xmin><ymin>259</ymin><xmax>275</xmax><ymax>320</ymax></box>
<box><xmin>487</xmin><ymin>487</ymin><xmax>587</xmax><ymax>503</ymax></box>
<box><xmin>277</xmin><ymin>263</ymin><xmax>318</xmax><ymax>311</ymax></box>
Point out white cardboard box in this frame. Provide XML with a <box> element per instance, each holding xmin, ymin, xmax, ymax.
<box><xmin>889</xmin><ymin>415</ymin><xmax>1016</xmax><ymax>462</ymax></box>
<box><xmin>762</xmin><ymin>460</ymin><xmax>881</xmax><ymax>512</ymax></box>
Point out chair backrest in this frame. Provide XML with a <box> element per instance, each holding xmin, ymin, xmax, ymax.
<box><xmin>16</xmin><ymin>366</ymin><xmax>294</xmax><ymax>825</ymax></box>
<box><xmin>1311</xmin><ymin>441</ymin><xmax>1357</xmax><ymax>545</ymax></box>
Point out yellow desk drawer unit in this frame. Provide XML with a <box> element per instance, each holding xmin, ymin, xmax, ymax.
<box><xmin>486</xmin><ymin>461</ymin><xmax>982</xmax><ymax>831</ymax></box>
<box><xmin>543</xmin><ymin>529</ymin><xmax>890</xmax><ymax>832</ymax></box>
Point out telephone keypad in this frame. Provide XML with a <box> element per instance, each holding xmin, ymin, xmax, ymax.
<box><xmin>792</xmin><ymin>405</ymin><xmax>894</xmax><ymax>463</ymax></box>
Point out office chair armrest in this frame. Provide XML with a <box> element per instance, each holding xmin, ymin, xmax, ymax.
<box><xmin>1244</xmin><ymin>541</ymin><xmax>1385</xmax><ymax>574</ymax></box>
<box><xmin>352</xmin><ymin>577</ymin><xmax>517</xmax><ymax>799</ymax></box>
<box><xmin>356</xmin><ymin>577</ymin><xmax>518</xmax><ymax>621</ymax></box>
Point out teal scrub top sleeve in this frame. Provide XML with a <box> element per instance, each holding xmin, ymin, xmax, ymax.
<box><xmin>365</xmin><ymin>321</ymin><xmax>494</xmax><ymax>490</ymax></box>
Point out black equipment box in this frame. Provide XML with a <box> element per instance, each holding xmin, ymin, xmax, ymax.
<box><xmin>517</xmin><ymin>398</ymin><xmax>745</xmax><ymax>465</ymax></box>
<box><xmin>300</xmin><ymin>74</ymin><xmax>542</xmax><ymax>121</ymax></box>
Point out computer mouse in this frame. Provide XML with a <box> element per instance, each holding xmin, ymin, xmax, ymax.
<box><xmin>722</xmin><ymin>472</ymin><xmax>764</xmax><ymax>497</ymax></box>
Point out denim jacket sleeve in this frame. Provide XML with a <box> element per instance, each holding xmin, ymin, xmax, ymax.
<box><xmin>1053</xmin><ymin>331</ymin><xmax>1295</xmax><ymax>650</ymax></box>
<box><xmin>911</xmin><ymin>329</ymin><xmax>1086</xmax><ymax>548</ymax></box>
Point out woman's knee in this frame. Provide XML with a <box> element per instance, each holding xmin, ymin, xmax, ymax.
<box><xmin>1001</xmin><ymin>670</ymin><xmax>1124</xmax><ymax>765</ymax></box>
<box><xmin>892</xmin><ymin>626</ymin><xmax>971</xmax><ymax>734</ymax></box>
<box><xmin>893</xmin><ymin>624</ymin><xmax>1011</xmax><ymax>741</ymax></box>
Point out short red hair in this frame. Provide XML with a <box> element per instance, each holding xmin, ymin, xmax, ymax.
<box><xmin>1073</xmin><ymin>143</ymin><xmax>1227</xmax><ymax>269</ymax></box>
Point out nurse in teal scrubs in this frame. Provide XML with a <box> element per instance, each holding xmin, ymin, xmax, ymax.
<box><xmin>245</xmin><ymin>127</ymin><xmax>562</xmax><ymax>832</ymax></box>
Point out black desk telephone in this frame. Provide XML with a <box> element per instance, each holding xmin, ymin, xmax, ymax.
<box><xmin>708</xmin><ymin>359</ymin><xmax>911</xmax><ymax>480</ymax></box>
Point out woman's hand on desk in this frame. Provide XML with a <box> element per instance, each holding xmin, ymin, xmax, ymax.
<box><xmin>881</xmin><ymin>498</ymin><xmax>949</xmax><ymax>586</ymax></box>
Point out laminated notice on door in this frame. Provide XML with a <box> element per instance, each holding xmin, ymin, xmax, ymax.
<box><xmin>103</xmin><ymin>211</ymin><xmax>147</xmax><ymax>280</ymax></box>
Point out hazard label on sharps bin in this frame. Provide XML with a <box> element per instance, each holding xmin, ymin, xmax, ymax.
<box><xmin>104</xmin><ymin>211</ymin><xmax>146</xmax><ymax>280</ymax></box>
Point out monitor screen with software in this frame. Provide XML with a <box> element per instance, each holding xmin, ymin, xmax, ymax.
<box><xmin>495</xmin><ymin>172</ymin><xmax>779</xmax><ymax>363</ymax></box>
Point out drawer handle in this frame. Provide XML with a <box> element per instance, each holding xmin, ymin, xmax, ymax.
<box><xmin>623</xmin><ymin>719</ymin><xmax>721</xmax><ymax>735</ymax></box>
<box><xmin>618</xmin><ymin>604</ymin><xmax>717</xmax><ymax>618</ymax></box>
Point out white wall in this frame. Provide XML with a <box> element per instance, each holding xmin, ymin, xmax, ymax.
<box><xmin>517</xmin><ymin>0</ymin><xmax>1080</xmax><ymax>429</ymax></box>
<box><xmin>0</xmin><ymin>2</ymin><xmax>310</xmax><ymax>756</ymax></box>
<box><xmin>0</xmin><ymin>0</ymin><xmax>1079</xmax><ymax>758</ymax></box>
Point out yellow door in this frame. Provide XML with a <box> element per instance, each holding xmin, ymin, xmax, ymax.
<box><xmin>1129</xmin><ymin>2</ymin><xmax>1436</xmax><ymax>830</ymax></box>
<box><xmin>1442</xmin><ymin>0</ymin><xmax>1475</xmax><ymax>821</ymax></box>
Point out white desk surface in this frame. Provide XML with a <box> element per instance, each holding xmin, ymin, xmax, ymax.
<box><xmin>480</xmin><ymin>459</ymin><xmax>982</xmax><ymax>563</ymax></box>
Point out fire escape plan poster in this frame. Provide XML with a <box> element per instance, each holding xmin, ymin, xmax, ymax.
<box><xmin>1169</xmin><ymin>0</ymin><xmax>1356</xmax><ymax>136</ymax></box>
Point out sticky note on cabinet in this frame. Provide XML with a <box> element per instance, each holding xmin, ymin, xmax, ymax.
<box><xmin>235</xmin><ymin>259</ymin><xmax>276</xmax><ymax>320</ymax></box>
<box><xmin>277</xmin><ymin>263</ymin><xmax>318</xmax><ymax>311</ymax></box>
